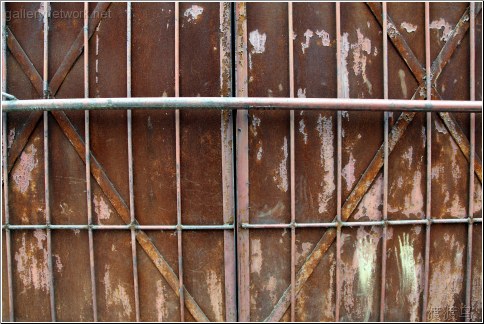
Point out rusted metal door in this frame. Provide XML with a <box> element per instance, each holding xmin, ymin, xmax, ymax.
<box><xmin>1</xmin><ymin>2</ymin><xmax>482</xmax><ymax>323</ymax></box>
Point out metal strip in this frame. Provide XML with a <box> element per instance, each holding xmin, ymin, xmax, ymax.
<box><xmin>219</xmin><ymin>2</ymin><xmax>237</xmax><ymax>321</ymax></box>
<box><xmin>335</xmin><ymin>3</ymin><xmax>342</xmax><ymax>321</ymax></box>
<box><xmin>422</xmin><ymin>3</ymin><xmax>432</xmax><ymax>321</ymax></box>
<box><xmin>42</xmin><ymin>3</ymin><xmax>56</xmax><ymax>321</ymax></box>
<box><xmin>287</xmin><ymin>2</ymin><xmax>296</xmax><ymax>321</ymax></box>
<box><xmin>2</xmin><ymin>2</ymin><xmax>14</xmax><ymax>321</ymax></box>
<box><xmin>83</xmin><ymin>2</ymin><xmax>97</xmax><ymax>320</ymax></box>
<box><xmin>4</xmin><ymin>97</ymin><xmax>481</xmax><ymax>112</ymax></box>
<box><xmin>466</xmin><ymin>2</ymin><xmax>476</xmax><ymax>321</ymax></box>
<box><xmin>2</xmin><ymin>224</ymin><xmax>236</xmax><ymax>230</ymax></box>
<box><xmin>235</xmin><ymin>2</ymin><xmax>250</xmax><ymax>321</ymax></box>
<box><xmin>380</xmin><ymin>2</ymin><xmax>389</xmax><ymax>321</ymax></box>
<box><xmin>126</xmin><ymin>3</ymin><xmax>140</xmax><ymax>321</ymax></box>
<box><xmin>174</xmin><ymin>3</ymin><xmax>185</xmax><ymax>321</ymax></box>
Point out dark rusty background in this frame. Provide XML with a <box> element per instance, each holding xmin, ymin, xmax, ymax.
<box><xmin>1</xmin><ymin>2</ymin><xmax>483</xmax><ymax>322</ymax></box>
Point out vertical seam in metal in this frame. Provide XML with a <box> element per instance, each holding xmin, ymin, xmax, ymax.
<box><xmin>220</xmin><ymin>2</ymin><xmax>237</xmax><ymax>321</ymax></box>
<box><xmin>288</xmin><ymin>2</ymin><xmax>296</xmax><ymax>322</ymax></box>
<box><xmin>84</xmin><ymin>2</ymin><xmax>98</xmax><ymax>320</ymax></box>
<box><xmin>465</xmin><ymin>2</ymin><xmax>475</xmax><ymax>322</ymax></box>
<box><xmin>422</xmin><ymin>2</ymin><xmax>432</xmax><ymax>321</ymax></box>
<box><xmin>335</xmin><ymin>3</ymin><xmax>342</xmax><ymax>321</ymax></box>
<box><xmin>235</xmin><ymin>2</ymin><xmax>250</xmax><ymax>321</ymax></box>
<box><xmin>2</xmin><ymin>2</ymin><xmax>14</xmax><ymax>321</ymax></box>
<box><xmin>380</xmin><ymin>2</ymin><xmax>389</xmax><ymax>321</ymax></box>
<box><xmin>126</xmin><ymin>3</ymin><xmax>140</xmax><ymax>322</ymax></box>
<box><xmin>174</xmin><ymin>3</ymin><xmax>185</xmax><ymax>321</ymax></box>
<box><xmin>43</xmin><ymin>2</ymin><xmax>56</xmax><ymax>321</ymax></box>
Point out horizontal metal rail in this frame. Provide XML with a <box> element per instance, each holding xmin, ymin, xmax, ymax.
<box><xmin>1</xmin><ymin>97</ymin><xmax>482</xmax><ymax>112</ymax></box>
<box><xmin>2</xmin><ymin>224</ymin><xmax>234</xmax><ymax>230</ymax></box>
<box><xmin>241</xmin><ymin>217</ymin><xmax>482</xmax><ymax>229</ymax></box>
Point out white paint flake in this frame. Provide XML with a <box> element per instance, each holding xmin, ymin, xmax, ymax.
<box><xmin>401</xmin><ymin>22</ymin><xmax>418</xmax><ymax>33</ymax></box>
<box><xmin>430</xmin><ymin>18</ymin><xmax>453</xmax><ymax>42</ymax></box>
<box><xmin>184</xmin><ymin>5</ymin><xmax>204</xmax><ymax>22</ymax></box>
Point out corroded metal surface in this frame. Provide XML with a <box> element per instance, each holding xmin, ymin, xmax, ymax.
<box><xmin>1</xmin><ymin>2</ymin><xmax>482</xmax><ymax>322</ymax></box>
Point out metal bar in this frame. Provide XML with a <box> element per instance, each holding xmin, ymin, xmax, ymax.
<box><xmin>422</xmin><ymin>3</ymin><xmax>431</xmax><ymax>321</ymax></box>
<box><xmin>335</xmin><ymin>3</ymin><xmax>342</xmax><ymax>321</ymax></box>
<box><xmin>7</xmin><ymin>219</ymin><xmax>483</xmax><ymax>231</ymax></box>
<box><xmin>380</xmin><ymin>2</ymin><xmax>389</xmax><ymax>321</ymax></box>
<box><xmin>2</xmin><ymin>224</ymin><xmax>235</xmax><ymax>230</ymax></box>
<box><xmin>126</xmin><ymin>3</ymin><xmax>140</xmax><ymax>321</ymax></box>
<box><xmin>42</xmin><ymin>2</ymin><xmax>56</xmax><ymax>321</ymax></box>
<box><xmin>2</xmin><ymin>2</ymin><xmax>14</xmax><ymax>321</ymax></box>
<box><xmin>3</xmin><ymin>97</ymin><xmax>481</xmax><ymax>113</ymax></box>
<box><xmin>174</xmin><ymin>3</ymin><xmax>185</xmax><ymax>321</ymax></box>
<box><xmin>83</xmin><ymin>2</ymin><xmax>97</xmax><ymax>320</ymax></box>
<box><xmin>219</xmin><ymin>3</ymin><xmax>236</xmax><ymax>321</ymax></box>
<box><xmin>287</xmin><ymin>2</ymin><xmax>296</xmax><ymax>321</ymax></box>
<box><xmin>235</xmin><ymin>2</ymin><xmax>250</xmax><ymax>321</ymax></box>
<box><xmin>466</xmin><ymin>3</ymin><xmax>476</xmax><ymax>321</ymax></box>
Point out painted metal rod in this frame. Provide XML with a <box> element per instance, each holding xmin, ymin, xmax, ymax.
<box><xmin>174</xmin><ymin>3</ymin><xmax>185</xmax><ymax>321</ymax></box>
<box><xmin>380</xmin><ymin>2</ymin><xmax>389</xmax><ymax>321</ymax></box>
<box><xmin>43</xmin><ymin>2</ymin><xmax>56</xmax><ymax>321</ymax></box>
<box><xmin>335</xmin><ymin>3</ymin><xmax>342</xmax><ymax>321</ymax></box>
<box><xmin>466</xmin><ymin>3</ymin><xmax>476</xmax><ymax>321</ymax></box>
<box><xmin>2</xmin><ymin>224</ymin><xmax>236</xmax><ymax>230</ymax></box>
<box><xmin>422</xmin><ymin>3</ymin><xmax>432</xmax><ymax>321</ymax></box>
<box><xmin>2</xmin><ymin>2</ymin><xmax>14</xmax><ymax>321</ymax></box>
<box><xmin>3</xmin><ymin>97</ymin><xmax>481</xmax><ymax>112</ymax></box>
<box><xmin>83</xmin><ymin>2</ymin><xmax>97</xmax><ymax>320</ymax></box>
<box><xmin>126</xmin><ymin>3</ymin><xmax>140</xmax><ymax>321</ymax></box>
<box><xmin>6</xmin><ymin>219</ymin><xmax>480</xmax><ymax>231</ymax></box>
<box><xmin>287</xmin><ymin>2</ymin><xmax>296</xmax><ymax>321</ymax></box>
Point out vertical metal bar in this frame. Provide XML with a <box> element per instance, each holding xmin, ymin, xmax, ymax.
<box><xmin>84</xmin><ymin>2</ymin><xmax>98</xmax><ymax>320</ymax></box>
<box><xmin>43</xmin><ymin>2</ymin><xmax>56</xmax><ymax>321</ymax></box>
<box><xmin>126</xmin><ymin>3</ymin><xmax>140</xmax><ymax>322</ymax></box>
<box><xmin>380</xmin><ymin>2</ymin><xmax>389</xmax><ymax>321</ymax></box>
<box><xmin>174</xmin><ymin>3</ymin><xmax>185</xmax><ymax>321</ymax></box>
<box><xmin>335</xmin><ymin>3</ymin><xmax>342</xmax><ymax>321</ymax></box>
<box><xmin>235</xmin><ymin>2</ymin><xmax>250</xmax><ymax>321</ymax></box>
<box><xmin>2</xmin><ymin>2</ymin><xmax>14</xmax><ymax>321</ymax></box>
<box><xmin>422</xmin><ymin>2</ymin><xmax>432</xmax><ymax>321</ymax></box>
<box><xmin>465</xmin><ymin>2</ymin><xmax>476</xmax><ymax>321</ymax></box>
<box><xmin>287</xmin><ymin>2</ymin><xmax>296</xmax><ymax>322</ymax></box>
<box><xmin>219</xmin><ymin>2</ymin><xmax>237</xmax><ymax>321</ymax></box>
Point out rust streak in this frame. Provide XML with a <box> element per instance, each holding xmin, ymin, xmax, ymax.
<box><xmin>50</xmin><ymin>111</ymin><xmax>209</xmax><ymax>322</ymax></box>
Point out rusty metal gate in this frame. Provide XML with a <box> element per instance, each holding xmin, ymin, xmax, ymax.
<box><xmin>1</xmin><ymin>2</ymin><xmax>482</xmax><ymax>322</ymax></box>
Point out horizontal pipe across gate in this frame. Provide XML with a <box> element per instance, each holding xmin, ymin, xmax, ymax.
<box><xmin>2</xmin><ymin>96</ymin><xmax>482</xmax><ymax>112</ymax></box>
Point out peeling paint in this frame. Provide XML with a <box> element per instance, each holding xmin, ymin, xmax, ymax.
<box><xmin>341</xmin><ymin>33</ymin><xmax>351</xmax><ymax>98</ymax></box>
<box><xmin>251</xmin><ymin>115</ymin><xmax>261</xmax><ymax>136</ymax></box>
<box><xmin>299</xmin><ymin>118</ymin><xmax>308</xmax><ymax>144</ymax></box>
<box><xmin>263</xmin><ymin>276</ymin><xmax>278</xmax><ymax>304</ymax></box>
<box><xmin>15</xmin><ymin>231</ymin><xmax>49</xmax><ymax>293</ymax></box>
<box><xmin>184</xmin><ymin>5</ymin><xmax>204</xmax><ymax>22</ymax></box>
<box><xmin>249</xmin><ymin>29</ymin><xmax>266</xmax><ymax>70</ymax></box>
<box><xmin>256</xmin><ymin>146</ymin><xmax>263</xmax><ymax>161</ymax></box>
<box><xmin>428</xmin><ymin>234</ymin><xmax>464</xmax><ymax>320</ymax></box>
<box><xmin>400</xmin><ymin>22</ymin><xmax>418</xmax><ymax>33</ymax></box>
<box><xmin>301</xmin><ymin>29</ymin><xmax>314</xmax><ymax>54</ymax></box>
<box><xmin>273</xmin><ymin>136</ymin><xmax>288</xmax><ymax>192</ymax></box>
<box><xmin>342</xmin><ymin>153</ymin><xmax>356</xmax><ymax>192</ymax></box>
<box><xmin>103</xmin><ymin>265</ymin><xmax>133</xmax><ymax>318</ymax></box>
<box><xmin>155</xmin><ymin>280</ymin><xmax>168</xmax><ymax>322</ymax></box>
<box><xmin>434</xmin><ymin>118</ymin><xmax>448</xmax><ymax>134</ymax></box>
<box><xmin>12</xmin><ymin>144</ymin><xmax>38</xmax><ymax>193</ymax></box>
<box><xmin>206</xmin><ymin>270</ymin><xmax>224</xmax><ymax>321</ymax></box>
<box><xmin>430</xmin><ymin>18</ymin><xmax>453</xmax><ymax>42</ymax></box>
<box><xmin>93</xmin><ymin>195</ymin><xmax>112</xmax><ymax>223</ymax></box>
<box><xmin>8</xmin><ymin>128</ymin><xmax>15</xmax><ymax>149</ymax></box>
<box><xmin>54</xmin><ymin>254</ymin><xmax>63</xmax><ymax>273</ymax></box>
<box><xmin>250</xmin><ymin>238</ymin><xmax>262</xmax><ymax>275</ymax></box>
<box><xmin>398</xmin><ymin>69</ymin><xmax>408</xmax><ymax>98</ymax></box>
<box><xmin>297</xmin><ymin>88</ymin><xmax>306</xmax><ymax>98</ymax></box>
<box><xmin>316</xmin><ymin>29</ymin><xmax>331</xmax><ymax>47</ymax></box>
<box><xmin>354</xmin><ymin>174</ymin><xmax>382</xmax><ymax>221</ymax></box>
<box><xmin>352</xmin><ymin>29</ymin><xmax>373</xmax><ymax>95</ymax></box>
<box><xmin>316</xmin><ymin>115</ymin><xmax>335</xmax><ymax>214</ymax></box>
<box><xmin>296</xmin><ymin>241</ymin><xmax>314</xmax><ymax>266</ymax></box>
